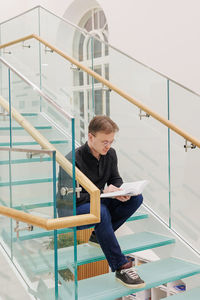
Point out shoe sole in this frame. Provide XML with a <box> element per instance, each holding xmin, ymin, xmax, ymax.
<box><xmin>116</xmin><ymin>277</ymin><xmax>146</xmax><ymax>289</ymax></box>
<box><xmin>88</xmin><ymin>241</ymin><xmax>101</xmax><ymax>248</ymax></box>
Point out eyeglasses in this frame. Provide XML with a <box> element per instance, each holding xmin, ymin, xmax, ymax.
<box><xmin>101</xmin><ymin>140</ymin><xmax>115</xmax><ymax>146</ymax></box>
<box><xmin>91</xmin><ymin>133</ymin><xmax>115</xmax><ymax>146</ymax></box>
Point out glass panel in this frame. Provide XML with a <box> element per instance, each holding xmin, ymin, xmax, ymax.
<box><xmin>0</xmin><ymin>148</ymin><xmax>58</xmax><ymax>299</ymax></box>
<box><xmin>2</xmin><ymin>66</ymin><xmax>71</xmax><ymax>158</ymax></box>
<box><xmin>0</xmin><ymin>7</ymin><xmax>97</xmax><ymax>126</ymax></box>
<box><xmin>0</xmin><ymin>38</ymin><xmax>41</xmax><ymax>88</ymax></box>
<box><xmin>0</xmin><ymin>62</ymin><xmax>10</xmax><ymax>147</ymax></box>
<box><xmin>40</xmin><ymin>43</ymin><xmax>74</xmax><ymax>117</ymax></box>
<box><xmin>169</xmin><ymin>81</ymin><xmax>200</xmax><ymax>136</ymax></box>
<box><xmin>0</xmin><ymin>8</ymin><xmax>39</xmax><ymax>44</ymax></box>
<box><xmin>40</xmin><ymin>43</ymin><xmax>93</xmax><ymax>145</ymax></box>
<box><xmin>86</xmin><ymin>72</ymin><xmax>170</xmax><ymax>225</ymax></box>
<box><xmin>9</xmin><ymin>70</ymin><xmax>40</xmax><ymax>114</ymax></box>
<box><xmin>2</xmin><ymin>61</ymin><xmax>77</xmax><ymax>218</ymax></box>
<box><xmin>0</xmin><ymin>8</ymin><xmax>40</xmax><ymax>87</ymax></box>
<box><xmin>39</xmin><ymin>7</ymin><xmax>83</xmax><ymax>61</ymax></box>
<box><xmin>113</xmin><ymin>95</ymin><xmax>169</xmax><ymax>224</ymax></box>
<box><xmin>38</xmin><ymin>35</ymin><xmax>94</xmax><ymax>146</ymax></box>
<box><xmin>170</xmin><ymin>131</ymin><xmax>200</xmax><ymax>252</ymax></box>
<box><xmin>0</xmin><ymin>8</ymin><xmax>100</xmax><ymax>146</ymax></box>
<box><xmin>0</xmin><ymin>61</ymin><xmax>9</xmax><ymax>101</ymax></box>
<box><xmin>0</xmin><ymin>149</ymin><xmax>11</xmax><ymax>257</ymax></box>
<box><xmin>169</xmin><ymin>81</ymin><xmax>200</xmax><ymax>252</ymax></box>
<box><xmin>56</xmin><ymin>117</ymin><xmax>78</xmax><ymax>300</ymax></box>
<box><xmin>107</xmin><ymin>47</ymin><xmax>167</xmax><ymax>117</ymax></box>
<box><xmin>0</xmin><ymin>58</ymin><xmax>77</xmax><ymax>299</ymax></box>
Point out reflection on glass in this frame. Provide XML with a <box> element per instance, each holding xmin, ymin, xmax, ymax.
<box><xmin>94</xmin><ymin>89</ymin><xmax>103</xmax><ymax>115</ymax></box>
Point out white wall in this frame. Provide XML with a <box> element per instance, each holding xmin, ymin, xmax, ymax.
<box><xmin>99</xmin><ymin>0</ymin><xmax>200</xmax><ymax>94</ymax></box>
<box><xmin>1</xmin><ymin>0</ymin><xmax>200</xmax><ymax>93</ymax></box>
<box><xmin>0</xmin><ymin>0</ymin><xmax>71</xmax><ymax>23</ymax></box>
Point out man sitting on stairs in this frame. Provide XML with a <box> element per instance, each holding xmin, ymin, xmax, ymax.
<box><xmin>57</xmin><ymin>115</ymin><xmax>145</xmax><ymax>289</ymax></box>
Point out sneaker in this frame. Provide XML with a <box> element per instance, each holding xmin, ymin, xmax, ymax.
<box><xmin>116</xmin><ymin>265</ymin><xmax>145</xmax><ymax>289</ymax></box>
<box><xmin>88</xmin><ymin>231</ymin><xmax>100</xmax><ymax>247</ymax></box>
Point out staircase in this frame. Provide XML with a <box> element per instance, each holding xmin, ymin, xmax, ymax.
<box><xmin>0</xmin><ymin>6</ymin><xmax>200</xmax><ymax>300</ymax></box>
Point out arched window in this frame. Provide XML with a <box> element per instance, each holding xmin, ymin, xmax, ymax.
<box><xmin>72</xmin><ymin>8</ymin><xmax>109</xmax><ymax>144</ymax></box>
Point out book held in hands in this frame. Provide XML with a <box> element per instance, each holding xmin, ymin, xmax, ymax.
<box><xmin>100</xmin><ymin>180</ymin><xmax>149</xmax><ymax>198</ymax></box>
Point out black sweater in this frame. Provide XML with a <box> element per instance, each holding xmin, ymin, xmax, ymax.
<box><xmin>56</xmin><ymin>142</ymin><xmax>123</xmax><ymax>208</ymax></box>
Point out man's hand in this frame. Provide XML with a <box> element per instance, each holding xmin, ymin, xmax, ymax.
<box><xmin>103</xmin><ymin>184</ymin><xmax>120</xmax><ymax>194</ymax></box>
<box><xmin>103</xmin><ymin>184</ymin><xmax>131</xmax><ymax>202</ymax></box>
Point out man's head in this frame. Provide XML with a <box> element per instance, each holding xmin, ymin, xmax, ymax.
<box><xmin>88</xmin><ymin>115</ymin><xmax>119</xmax><ymax>159</ymax></box>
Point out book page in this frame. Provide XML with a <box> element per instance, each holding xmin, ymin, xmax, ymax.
<box><xmin>100</xmin><ymin>180</ymin><xmax>149</xmax><ymax>198</ymax></box>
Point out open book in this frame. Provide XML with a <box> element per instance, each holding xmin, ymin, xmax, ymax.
<box><xmin>100</xmin><ymin>180</ymin><xmax>149</xmax><ymax>198</ymax></box>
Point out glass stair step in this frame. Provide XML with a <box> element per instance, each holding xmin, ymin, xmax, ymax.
<box><xmin>64</xmin><ymin>232</ymin><xmax>175</xmax><ymax>267</ymax></box>
<box><xmin>21</xmin><ymin>113</ymin><xmax>38</xmax><ymax>116</ymax></box>
<box><xmin>163</xmin><ymin>286</ymin><xmax>200</xmax><ymax>299</ymax></box>
<box><xmin>0</xmin><ymin>158</ymin><xmax>57</xmax><ymax>181</ymax></box>
<box><xmin>30</xmin><ymin>258</ymin><xmax>200</xmax><ymax>300</ymax></box>
<box><xmin>16</xmin><ymin>232</ymin><xmax>175</xmax><ymax>275</ymax></box>
<box><xmin>16</xmin><ymin>206</ymin><xmax>147</xmax><ymax>220</ymax></box>
<box><xmin>0</xmin><ymin>112</ymin><xmax>41</xmax><ymax>122</ymax></box>
<box><xmin>1</xmin><ymin>209</ymin><xmax>149</xmax><ymax>241</ymax></box>
<box><xmin>0</xmin><ymin>125</ymin><xmax>68</xmax><ymax>142</ymax></box>
<box><xmin>0</xmin><ymin>195</ymin><xmax>53</xmax><ymax>211</ymax></box>
<box><xmin>0</xmin><ymin>113</ymin><xmax>51</xmax><ymax>128</ymax></box>
<box><xmin>0</xmin><ymin>196</ymin><xmax>54</xmax><ymax>210</ymax></box>
<box><xmin>1</xmin><ymin>227</ymin><xmax>73</xmax><ymax>242</ymax></box>
<box><xmin>13</xmin><ymin>199</ymin><xmax>54</xmax><ymax>210</ymax></box>
<box><xmin>76</xmin><ymin>258</ymin><xmax>200</xmax><ymax>300</ymax></box>
<box><xmin>0</xmin><ymin>139</ymin><xmax>68</xmax><ymax>146</ymax></box>
<box><xmin>0</xmin><ymin>177</ymin><xmax>56</xmax><ymax>187</ymax></box>
<box><xmin>0</xmin><ymin>113</ymin><xmax>70</xmax><ymax>141</ymax></box>
<box><xmin>0</xmin><ymin>125</ymin><xmax>52</xmax><ymax>130</ymax></box>
<box><xmin>0</xmin><ymin>140</ymin><xmax>70</xmax><ymax>157</ymax></box>
<box><xmin>127</xmin><ymin>209</ymin><xmax>148</xmax><ymax>222</ymax></box>
<box><xmin>0</xmin><ymin>157</ymin><xmax>52</xmax><ymax>165</ymax></box>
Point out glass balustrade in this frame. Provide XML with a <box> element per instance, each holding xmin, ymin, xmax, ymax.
<box><xmin>0</xmin><ymin>59</ymin><xmax>73</xmax><ymax>154</ymax></box>
<box><xmin>0</xmin><ymin>7</ymin><xmax>40</xmax><ymax>87</ymax></box>
<box><xmin>39</xmin><ymin>7</ymin><xmax>82</xmax><ymax>60</ymax></box>
<box><xmin>39</xmin><ymin>40</ymin><xmax>95</xmax><ymax>145</ymax></box>
<box><xmin>0</xmin><ymin>7</ymin><xmax>95</xmax><ymax>144</ymax></box>
<box><xmin>168</xmin><ymin>81</ymin><xmax>200</xmax><ymax>252</ymax></box>
<box><xmin>0</xmin><ymin>58</ymin><xmax>78</xmax><ymax>299</ymax></box>
<box><xmin>0</xmin><ymin>147</ymin><xmax>59</xmax><ymax>299</ymax></box>
<box><xmin>0</xmin><ymin>61</ymin><xmax>9</xmax><ymax>102</ymax></box>
<box><xmin>36</xmin><ymin>7</ymin><xmax>200</xmax><ymax>255</ymax></box>
<box><xmin>0</xmin><ymin>62</ymin><xmax>10</xmax><ymax>146</ymax></box>
<box><xmin>0</xmin><ymin>7</ymin><xmax>39</xmax><ymax>44</ymax></box>
<box><xmin>0</xmin><ymin>39</ymin><xmax>40</xmax><ymax>88</ymax></box>
<box><xmin>84</xmin><ymin>71</ymin><xmax>170</xmax><ymax>226</ymax></box>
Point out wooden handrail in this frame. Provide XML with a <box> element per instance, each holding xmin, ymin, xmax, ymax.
<box><xmin>1</xmin><ymin>33</ymin><xmax>200</xmax><ymax>148</ymax></box>
<box><xmin>0</xmin><ymin>95</ymin><xmax>100</xmax><ymax>229</ymax></box>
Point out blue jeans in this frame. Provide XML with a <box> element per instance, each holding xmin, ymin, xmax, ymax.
<box><xmin>70</xmin><ymin>195</ymin><xmax>143</xmax><ymax>272</ymax></box>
